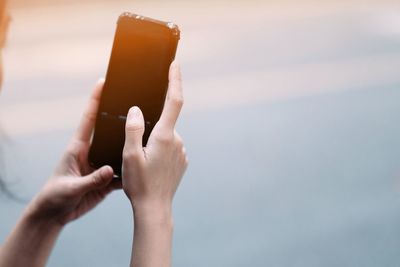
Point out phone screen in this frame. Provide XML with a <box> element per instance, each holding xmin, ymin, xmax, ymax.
<box><xmin>89</xmin><ymin>14</ymin><xmax>180</xmax><ymax>175</ymax></box>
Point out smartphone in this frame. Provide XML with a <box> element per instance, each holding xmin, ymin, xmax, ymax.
<box><xmin>88</xmin><ymin>12</ymin><xmax>180</xmax><ymax>176</ymax></box>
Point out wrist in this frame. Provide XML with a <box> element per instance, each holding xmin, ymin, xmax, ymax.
<box><xmin>131</xmin><ymin>199</ymin><xmax>174</xmax><ymax>227</ymax></box>
<box><xmin>24</xmin><ymin>198</ymin><xmax>65</xmax><ymax>231</ymax></box>
<box><xmin>129</xmin><ymin>199</ymin><xmax>174</xmax><ymax>267</ymax></box>
<box><xmin>0</xmin><ymin>200</ymin><xmax>63</xmax><ymax>267</ymax></box>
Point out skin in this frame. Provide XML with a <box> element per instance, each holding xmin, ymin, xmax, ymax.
<box><xmin>0</xmin><ymin>80</ymin><xmax>122</xmax><ymax>267</ymax></box>
<box><xmin>0</xmin><ymin>2</ymin><xmax>188</xmax><ymax>266</ymax></box>
<box><xmin>123</xmin><ymin>62</ymin><xmax>187</xmax><ymax>267</ymax></box>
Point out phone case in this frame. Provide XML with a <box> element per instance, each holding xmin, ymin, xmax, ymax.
<box><xmin>88</xmin><ymin>12</ymin><xmax>180</xmax><ymax>176</ymax></box>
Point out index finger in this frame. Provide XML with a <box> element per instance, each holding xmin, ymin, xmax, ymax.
<box><xmin>74</xmin><ymin>78</ymin><xmax>104</xmax><ymax>143</ymax></box>
<box><xmin>158</xmin><ymin>61</ymin><xmax>184</xmax><ymax>130</ymax></box>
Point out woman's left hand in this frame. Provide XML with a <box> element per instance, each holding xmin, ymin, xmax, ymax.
<box><xmin>27</xmin><ymin>79</ymin><xmax>122</xmax><ymax>226</ymax></box>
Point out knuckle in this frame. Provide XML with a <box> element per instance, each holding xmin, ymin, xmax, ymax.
<box><xmin>154</xmin><ymin>132</ymin><xmax>174</xmax><ymax>145</ymax></box>
<box><xmin>92</xmin><ymin>172</ymin><xmax>104</xmax><ymax>187</ymax></box>
<box><xmin>175</xmin><ymin>137</ymin><xmax>184</xmax><ymax>148</ymax></box>
<box><xmin>170</xmin><ymin>94</ymin><xmax>184</xmax><ymax>107</ymax></box>
<box><xmin>122</xmin><ymin>150</ymin><xmax>140</xmax><ymax>162</ymax></box>
<box><xmin>126</xmin><ymin>122</ymin><xmax>144</xmax><ymax>133</ymax></box>
<box><xmin>122</xmin><ymin>149</ymin><xmax>130</xmax><ymax>160</ymax></box>
<box><xmin>174</xmin><ymin>132</ymin><xmax>184</xmax><ymax>147</ymax></box>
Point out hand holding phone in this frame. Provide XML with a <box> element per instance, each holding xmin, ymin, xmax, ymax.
<box><xmin>122</xmin><ymin>61</ymin><xmax>188</xmax><ymax>267</ymax></box>
<box><xmin>122</xmin><ymin>61</ymin><xmax>188</xmax><ymax>205</ymax></box>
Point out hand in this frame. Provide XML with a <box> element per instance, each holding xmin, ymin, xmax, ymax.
<box><xmin>27</xmin><ymin>79</ymin><xmax>122</xmax><ymax>226</ymax></box>
<box><xmin>122</xmin><ymin>61</ymin><xmax>188</xmax><ymax>212</ymax></box>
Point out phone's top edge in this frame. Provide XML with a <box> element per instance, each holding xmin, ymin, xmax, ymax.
<box><xmin>118</xmin><ymin>12</ymin><xmax>180</xmax><ymax>39</ymax></box>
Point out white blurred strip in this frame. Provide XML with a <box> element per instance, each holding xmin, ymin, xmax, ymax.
<box><xmin>187</xmin><ymin>53</ymin><xmax>400</xmax><ymax>110</ymax></box>
<box><xmin>369</xmin><ymin>11</ymin><xmax>400</xmax><ymax>37</ymax></box>
<box><xmin>1</xmin><ymin>53</ymin><xmax>399</xmax><ymax>136</ymax></box>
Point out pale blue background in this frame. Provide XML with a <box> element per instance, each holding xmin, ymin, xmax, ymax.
<box><xmin>1</xmin><ymin>1</ymin><xmax>400</xmax><ymax>266</ymax></box>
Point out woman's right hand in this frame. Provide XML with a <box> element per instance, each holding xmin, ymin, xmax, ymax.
<box><xmin>122</xmin><ymin>62</ymin><xmax>188</xmax><ymax>267</ymax></box>
<box><xmin>122</xmin><ymin>61</ymin><xmax>188</xmax><ymax>214</ymax></box>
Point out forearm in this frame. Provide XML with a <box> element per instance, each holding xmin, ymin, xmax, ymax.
<box><xmin>130</xmin><ymin>202</ymin><xmax>174</xmax><ymax>267</ymax></box>
<box><xmin>0</xmin><ymin>204</ymin><xmax>62</xmax><ymax>267</ymax></box>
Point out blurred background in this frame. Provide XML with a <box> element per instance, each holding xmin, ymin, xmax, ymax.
<box><xmin>1</xmin><ymin>0</ymin><xmax>400</xmax><ymax>266</ymax></box>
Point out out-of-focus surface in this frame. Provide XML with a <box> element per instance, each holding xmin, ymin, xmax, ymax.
<box><xmin>1</xmin><ymin>0</ymin><xmax>400</xmax><ymax>266</ymax></box>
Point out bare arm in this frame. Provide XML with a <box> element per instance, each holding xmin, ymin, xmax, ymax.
<box><xmin>122</xmin><ymin>62</ymin><xmax>188</xmax><ymax>267</ymax></box>
<box><xmin>131</xmin><ymin>203</ymin><xmax>174</xmax><ymax>267</ymax></box>
<box><xmin>0</xmin><ymin>205</ymin><xmax>62</xmax><ymax>267</ymax></box>
<box><xmin>0</xmin><ymin>80</ymin><xmax>121</xmax><ymax>267</ymax></box>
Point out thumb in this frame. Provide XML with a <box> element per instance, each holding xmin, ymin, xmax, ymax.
<box><xmin>123</xmin><ymin>106</ymin><xmax>145</xmax><ymax>159</ymax></box>
<box><xmin>76</xmin><ymin>166</ymin><xmax>114</xmax><ymax>193</ymax></box>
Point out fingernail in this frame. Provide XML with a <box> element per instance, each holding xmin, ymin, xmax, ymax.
<box><xmin>100</xmin><ymin>166</ymin><xmax>114</xmax><ymax>176</ymax></box>
<box><xmin>100</xmin><ymin>167</ymin><xmax>108</xmax><ymax>177</ymax></box>
<box><xmin>128</xmin><ymin>106</ymin><xmax>140</xmax><ymax>121</ymax></box>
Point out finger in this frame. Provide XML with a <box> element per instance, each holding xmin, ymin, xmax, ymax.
<box><xmin>74</xmin><ymin>78</ymin><xmax>104</xmax><ymax>143</ymax></box>
<box><xmin>158</xmin><ymin>61</ymin><xmax>183</xmax><ymax>131</ymax></box>
<box><xmin>123</xmin><ymin>106</ymin><xmax>145</xmax><ymax>159</ymax></box>
<box><xmin>75</xmin><ymin>165</ymin><xmax>114</xmax><ymax>193</ymax></box>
